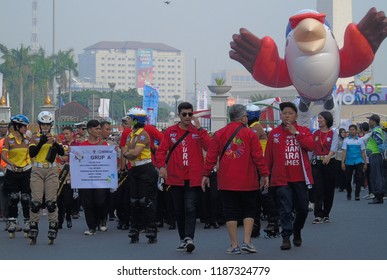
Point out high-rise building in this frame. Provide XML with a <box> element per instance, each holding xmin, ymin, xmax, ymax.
<box><xmin>78</xmin><ymin>41</ymin><xmax>185</xmax><ymax>106</ymax></box>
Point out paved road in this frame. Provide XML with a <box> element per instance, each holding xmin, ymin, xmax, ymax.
<box><xmin>0</xmin><ymin>189</ymin><xmax>386</xmax><ymax>260</ymax></box>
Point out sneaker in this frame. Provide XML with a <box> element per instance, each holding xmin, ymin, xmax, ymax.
<box><xmin>308</xmin><ymin>202</ymin><xmax>314</xmax><ymax>212</ymax></box>
<box><xmin>99</xmin><ymin>220</ymin><xmax>107</xmax><ymax>232</ymax></box>
<box><xmin>355</xmin><ymin>196</ymin><xmax>360</xmax><ymax>201</ymax></box>
<box><xmin>362</xmin><ymin>193</ymin><xmax>371</xmax><ymax>199</ymax></box>
<box><xmin>185</xmin><ymin>237</ymin><xmax>195</xmax><ymax>253</ymax></box>
<box><xmin>226</xmin><ymin>246</ymin><xmax>241</xmax><ymax>255</ymax></box>
<box><xmin>366</xmin><ymin>194</ymin><xmax>375</xmax><ymax>200</ymax></box>
<box><xmin>241</xmin><ymin>242</ymin><xmax>257</xmax><ymax>253</ymax></box>
<box><xmin>312</xmin><ymin>217</ymin><xmax>324</xmax><ymax>224</ymax></box>
<box><xmin>323</xmin><ymin>217</ymin><xmax>330</xmax><ymax>223</ymax></box>
<box><xmin>368</xmin><ymin>198</ymin><xmax>384</xmax><ymax>204</ymax></box>
<box><xmin>84</xmin><ymin>229</ymin><xmax>96</xmax><ymax>236</ymax></box>
<box><xmin>176</xmin><ymin>240</ymin><xmax>187</xmax><ymax>252</ymax></box>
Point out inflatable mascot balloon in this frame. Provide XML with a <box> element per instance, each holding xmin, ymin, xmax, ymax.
<box><xmin>230</xmin><ymin>7</ymin><xmax>387</xmax><ymax>127</ymax></box>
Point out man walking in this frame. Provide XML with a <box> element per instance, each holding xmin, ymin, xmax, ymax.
<box><xmin>265</xmin><ymin>102</ymin><xmax>315</xmax><ymax>250</ymax></box>
<box><xmin>156</xmin><ymin>102</ymin><xmax>211</xmax><ymax>253</ymax></box>
<box><xmin>366</xmin><ymin>114</ymin><xmax>385</xmax><ymax>204</ymax></box>
<box><xmin>202</xmin><ymin>104</ymin><xmax>269</xmax><ymax>255</ymax></box>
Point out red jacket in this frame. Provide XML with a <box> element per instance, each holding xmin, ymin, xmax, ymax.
<box><xmin>155</xmin><ymin>123</ymin><xmax>211</xmax><ymax>187</ymax></box>
<box><xmin>203</xmin><ymin>122</ymin><xmax>269</xmax><ymax>191</ymax></box>
<box><xmin>265</xmin><ymin>123</ymin><xmax>315</xmax><ymax>187</ymax></box>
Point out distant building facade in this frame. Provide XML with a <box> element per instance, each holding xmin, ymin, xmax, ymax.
<box><xmin>78</xmin><ymin>41</ymin><xmax>186</xmax><ymax>106</ymax></box>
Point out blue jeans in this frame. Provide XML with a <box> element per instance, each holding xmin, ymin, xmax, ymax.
<box><xmin>169</xmin><ymin>181</ymin><xmax>200</xmax><ymax>240</ymax></box>
<box><xmin>276</xmin><ymin>182</ymin><xmax>309</xmax><ymax>238</ymax></box>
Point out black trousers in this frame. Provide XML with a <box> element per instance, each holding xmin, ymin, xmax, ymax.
<box><xmin>344</xmin><ymin>163</ymin><xmax>364</xmax><ymax>198</ymax></box>
<box><xmin>57</xmin><ymin>183</ymin><xmax>73</xmax><ymax>224</ymax></box>
<box><xmin>79</xmin><ymin>188</ymin><xmax>109</xmax><ymax>230</ymax></box>
<box><xmin>129</xmin><ymin>163</ymin><xmax>158</xmax><ymax>230</ymax></box>
<box><xmin>311</xmin><ymin>159</ymin><xmax>336</xmax><ymax>218</ymax></box>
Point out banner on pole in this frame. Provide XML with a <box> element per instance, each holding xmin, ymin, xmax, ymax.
<box><xmin>142</xmin><ymin>85</ymin><xmax>159</xmax><ymax>125</ymax></box>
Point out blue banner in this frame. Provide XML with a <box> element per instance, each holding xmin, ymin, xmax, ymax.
<box><xmin>142</xmin><ymin>85</ymin><xmax>159</xmax><ymax>125</ymax></box>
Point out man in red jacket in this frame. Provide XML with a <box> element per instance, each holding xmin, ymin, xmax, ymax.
<box><xmin>265</xmin><ymin>102</ymin><xmax>315</xmax><ymax>250</ymax></box>
<box><xmin>156</xmin><ymin>102</ymin><xmax>211</xmax><ymax>253</ymax></box>
<box><xmin>202</xmin><ymin>104</ymin><xmax>269</xmax><ymax>255</ymax></box>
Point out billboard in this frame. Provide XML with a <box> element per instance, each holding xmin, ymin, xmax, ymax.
<box><xmin>136</xmin><ymin>49</ymin><xmax>154</xmax><ymax>89</ymax></box>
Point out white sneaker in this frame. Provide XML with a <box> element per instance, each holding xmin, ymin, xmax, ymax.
<box><xmin>366</xmin><ymin>194</ymin><xmax>375</xmax><ymax>200</ymax></box>
<box><xmin>84</xmin><ymin>229</ymin><xmax>96</xmax><ymax>236</ymax></box>
<box><xmin>184</xmin><ymin>237</ymin><xmax>195</xmax><ymax>253</ymax></box>
<box><xmin>176</xmin><ymin>240</ymin><xmax>187</xmax><ymax>252</ymax></box>
<box><xmin>312</xmin><ymin>217</ymin><xmax>324</xmax><ymax>224</ymax></box>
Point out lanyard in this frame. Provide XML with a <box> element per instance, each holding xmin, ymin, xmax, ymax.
<box><xmin>319</xmin><ymin>130</ymin><xmax>329</xmax><ymax>152</ymax></box>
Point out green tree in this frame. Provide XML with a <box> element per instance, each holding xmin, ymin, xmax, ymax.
<box><xmin>8</xmin><ymin>45</ymin><xmax>32</xmax><ymax>114</ymax></box>
<box><xmin>52</xmin><ymin>49</ymin><xmax>78</xmax><ymax>93</ymax></box>
<box><xmin>28</xmin><ymin>48</ymin><xmax>53</xmax><ymax>121</ymax></box>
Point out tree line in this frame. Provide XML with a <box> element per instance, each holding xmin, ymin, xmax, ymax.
<box><xmin>0</xmin><ymin>44</ymin><xmax>172</xmax><ymax>123</ymax></box>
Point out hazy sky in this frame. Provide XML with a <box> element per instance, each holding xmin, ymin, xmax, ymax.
<box><xmin>1</xmin><ymin>0</ymin><xmax>387</xmax><ymax>92</ymax></box>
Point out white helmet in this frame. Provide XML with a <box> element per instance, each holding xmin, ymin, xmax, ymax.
<box><xmin>37</xmin><ymin>111</ymin><xmax>54</xmax><ymax>125</ymax></box>
<box><xmin>246</xmin><ymin>104</ymin><xmax>261</xmax><ymax>121</ymax></box>
<box><xmin>246</xmin><ymin>104</ymin><xmax>260</xmax><ymax>112</ymax></box>
<box><xmin>126</xmin><ymin>107</ymin><xmax>147</xmax><ymax>125</ymax></box>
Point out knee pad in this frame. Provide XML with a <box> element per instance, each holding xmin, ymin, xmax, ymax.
<box><xmin>46</xmin><ymin>200</ymin><xmax>57</xmax><ymax>213</ymax></box>
<box><xmin>9</xmin><ymin>192</ymin><xmax>20</xmax><ymax>206</ymax></box>
<box><xmin>30</xmin><ymin>200</ymin><xmax>42</xmax><ymax>213</ymax></box>
<box><xmin>21</xmin><ymin>193</ymin><xmax>30</xmax><ymax>207</ymax></box>
<box><xmin>130</xmin><ymin>198</ymin><xmax>139</xmax><ymax>208</ymax></box>
<box><xmin>138</xmin><ymin>197</ymin><xmax>149</xmax><ymax>208</ymax></box>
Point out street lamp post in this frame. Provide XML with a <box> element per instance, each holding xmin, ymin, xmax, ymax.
<box><xmin>108</xmin><ymin>82</ymin><xmax>116</xmax><ymax>124</ymax></box>
<box><xmin>56</xmin><ymin>75</ymin><xmax>63</xmax><ymax>130</ymax></box>
<box><xmin>172</xmin><ymin>94</ymin><xmax>180</xmax><ymax>115</ymax></box>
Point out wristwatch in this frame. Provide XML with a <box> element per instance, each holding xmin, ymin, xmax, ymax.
<box><xmin>294</xmin><ymin>131</ymin><xmax>300</xmax><ymax>136</ymax></box>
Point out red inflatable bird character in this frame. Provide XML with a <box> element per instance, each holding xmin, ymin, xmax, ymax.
<box><xmin>230</xmin><ymin>7</ymin><xmax>387</xmax><ymax>126</ymax></box>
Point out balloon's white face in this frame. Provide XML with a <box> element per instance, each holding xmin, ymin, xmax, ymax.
<box><xmin>285</xmin><ymin>22</ymin><xmax>340</xmax><ymax>101</ymax></box>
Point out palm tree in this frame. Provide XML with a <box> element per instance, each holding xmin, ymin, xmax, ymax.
<box><xmin>52</xmin><ymin>49</ymin><xmax>78</xmax><ymax>102</ymax></box>
<box><xmin>29</xmin><ymin>48</ymin><xmax>53</xmax><ymax>121</ymax></box>
<box><xmin>0</xmin><ymin>45</ymin><xmax>32</xmax><ymax>114</ymax></box>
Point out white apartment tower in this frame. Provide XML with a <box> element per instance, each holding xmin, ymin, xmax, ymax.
<box><xmin>78</xmin><ymin>41</ymin><xmax>186</xmax><ymax>105</ymax></box>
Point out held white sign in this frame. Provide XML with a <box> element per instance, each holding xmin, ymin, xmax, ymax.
<box><xmin>69</xmin><ymin>145</ymin><xmax>118</xmax><ymax>189</ymax></box>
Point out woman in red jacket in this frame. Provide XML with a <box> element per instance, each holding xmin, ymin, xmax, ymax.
<box><xmin>265</xmin><ymin>102</ymin><xmax>315</xmax><ymax>250</ymax></box>
<box><xmin>156</xmin><ymin>102</ymin><xmax>211</xmax><ymax>253</ymax></box>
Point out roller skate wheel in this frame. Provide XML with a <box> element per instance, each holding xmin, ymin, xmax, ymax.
<box><xmin>9</xmin><ymin>232</ymin><xmax>16</xmax><ymax>239</ymax></box>
<box><xmin>130</xmin><ymin>238</ymin><xmax>139</xmax><ymax>244</ymax></box>
<box><xmin>148</xmin><ymin>238</ymin><xmax>157</xmax><ymax>244</ymax></box>
<box><xmin>48</xmin><ymin>239</ymin><xmax>54</xmax><ymax>245</ymax></box>
<box><xmin>29</xmin><ymin>238</ymin><xmax>37</xmax><ymax>245</ymax></box>
<box><xmin>24</xmin><ymin>232</ymin><xmax>29</xmax><ymax>238</ymax></box>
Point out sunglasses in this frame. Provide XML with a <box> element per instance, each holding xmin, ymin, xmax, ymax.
<box><xmin>181</xmin><ymin>112</ymin><xmax>193</xmax><ymax>117</ymax></box>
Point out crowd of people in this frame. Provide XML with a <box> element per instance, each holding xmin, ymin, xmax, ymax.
<box><xmin>0</xmin><ymin>101</ymin><xmax>386</xmax><ymax>254</ymax></box>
